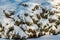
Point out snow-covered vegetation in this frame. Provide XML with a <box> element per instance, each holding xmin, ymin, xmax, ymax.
<box><xmin>0</xmin><ymin>0</ymin><xmax>60</xmax><ymax>40</ymax></box>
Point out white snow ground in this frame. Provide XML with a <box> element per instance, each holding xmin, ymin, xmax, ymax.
<box><xmin>0</xmin><ymin>35</ymin><xmax>59</xmax><ymax>40</ymax></box>
<box><xmin>27</xmin><ymin>34</ymin><xmax>60</xmax><ymax>40</ymax></box>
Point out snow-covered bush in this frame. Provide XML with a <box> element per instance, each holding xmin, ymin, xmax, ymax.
<box><xmin>0</xmin><ymin>0</ymin><xmax>60</xmax><ymax>39</ymax></box>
